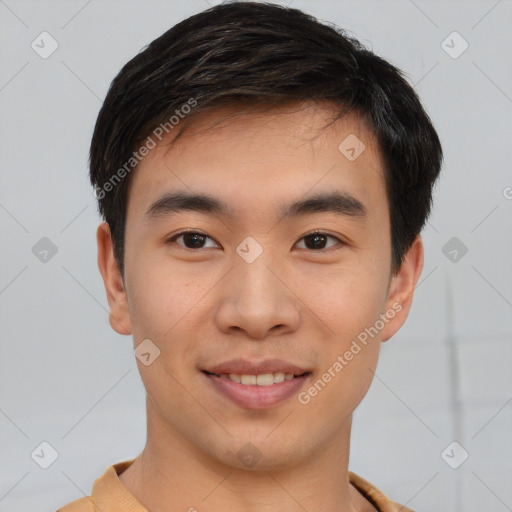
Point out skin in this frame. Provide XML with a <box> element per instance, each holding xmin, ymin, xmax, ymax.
<box><xmin>97</xmin><ymin>102</ymin><xmax>423</xmax><ymax>512</ymax></box>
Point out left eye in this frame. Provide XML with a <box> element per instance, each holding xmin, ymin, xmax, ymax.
<box><xmin>295</xmin><ymin>232</ymin><xmax>342</xmax><ymax>250</ymax></box>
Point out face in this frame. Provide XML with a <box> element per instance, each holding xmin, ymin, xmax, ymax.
<box><xmin>98</xmin><ymin>102</ymin><xmax>423</xmax><ymax>471</ymax></box>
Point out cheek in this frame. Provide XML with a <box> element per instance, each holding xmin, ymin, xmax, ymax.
<box><xmin>298</xmin><ymin>276</ymin><xmax>383</xmax><ymax>415</ymax></box>
<box><xmin>125</xmin><ymin>262</ymin><xmax>209</xmax><ymax>405</ymax></box>
<box><xmin>294</xmin><ymin>260</ymin><xmax>388</xmax><ymax>343</ymax></box>
<box><xmin>126</xmin><ymin>258</ymin><xmax>209</xmax><ymax>342</ymax></box>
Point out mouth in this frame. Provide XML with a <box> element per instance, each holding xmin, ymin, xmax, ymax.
<box><xmin>201</xmin><ymin>360</ymin><xmax>312</xmax><ymax>409</ymax></box>
<box><xmin>202</xmin><ymin>370</ymin><xmax>310</xmax><ymax>386</ymax></box>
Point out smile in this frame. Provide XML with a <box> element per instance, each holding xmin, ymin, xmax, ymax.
<box><xmin>205</xmin><ymin>371</ymin><xmax>301</xmax><ymax>386</ymax></box>
<box><xmin>202</xmin><ymin>370</ymin><xmax>311</xmax><ymax>409</ymax></box>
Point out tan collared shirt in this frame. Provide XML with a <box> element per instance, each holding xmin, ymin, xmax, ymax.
<box><xmin>57</xmin><ymin>459</ymin><xmax>414</xmax><ymax>512</ymax></box>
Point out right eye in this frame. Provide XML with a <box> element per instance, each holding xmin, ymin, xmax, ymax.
<box><xmin>166</xmin><ymin>230</ymin><xmax>221</xmax><ymax>250</ymax></box>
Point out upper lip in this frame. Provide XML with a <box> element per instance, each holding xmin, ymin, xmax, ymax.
<box><xmin>203</xmin><ymin>358</ymin><xmax>310</xmax><ymax>376</ymax></box>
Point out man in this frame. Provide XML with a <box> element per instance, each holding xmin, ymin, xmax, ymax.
<box><xmin>58</xmin><ymin>2</ymin><xmax>442</xmax><ymax>511</ymax></box>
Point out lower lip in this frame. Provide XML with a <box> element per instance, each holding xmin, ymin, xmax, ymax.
<box><xmin>203</xmin><ymin>372</ymin><xmax>309</xmax><ymax>410</ymax></box>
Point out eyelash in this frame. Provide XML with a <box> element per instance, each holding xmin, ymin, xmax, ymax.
<box><xmin>165</xmin><ymin>229</ymin><xmax>345</xmax><ymax>252</ymax></box>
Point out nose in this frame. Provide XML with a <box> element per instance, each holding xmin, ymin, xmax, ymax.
<box><xmin>214</xmin><ymin>256</ymin><xmax>301</xmax><ymax>340</ymax></box>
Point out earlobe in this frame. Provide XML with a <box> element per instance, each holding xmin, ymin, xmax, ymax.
<box><xmin>381</xmin><ymin>235</ymin><xmax>424</xmax><ymax>342</ymax></box>
<box><xmin>96</xmin><ymin>222</ymin><xmax>132</xmax><ymax>336</ymax></box>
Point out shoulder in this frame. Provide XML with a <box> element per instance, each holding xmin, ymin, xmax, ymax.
<box><xmin>55</xmin><ymin>459</ymin><xmax>136</xmax><ymax>512</ymax></box>
<box><xmin>389</xmin><ymin>500</ymin><xmax>414</xmax><ymax>512</ymax></box>
<box><xmin>349</xmin><ymin>471</ymin><xmax>416</xmax><ymax>512</ymax></box>
<box><xmin>388</xmin><ymin>499</ymin><xmax>415</xmax><ymax>512</ymax></box>
<box><xmin>56</xmin><ymin>496</ymin><xmax>96</xmax><ymax>511</ymax></box>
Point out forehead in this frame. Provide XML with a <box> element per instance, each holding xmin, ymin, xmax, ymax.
<box><xmin>126</xmin><ymin>102</ymin><xmax>386</xmax><ymax>222</ymax></box>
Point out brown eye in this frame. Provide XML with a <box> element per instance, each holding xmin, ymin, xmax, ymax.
<box><xmin>296</xmin><ymin>232</ymin><xmax>342</xmax><ymax>251</ymax></box>
<box><xmin>167</xmin><ymin>231</ymin><xmax>219</xmax><ymax>249</ymax></box>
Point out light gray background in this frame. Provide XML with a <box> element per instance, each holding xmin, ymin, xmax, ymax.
<box><xmin>1</xmin><ymin>1</ymin><xmax>511</xmax><ymax>511</ymax></box>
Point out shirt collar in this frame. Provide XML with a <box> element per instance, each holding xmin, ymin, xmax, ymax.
<box><xmin>90</xmin><ymin>459</ymin><xmax>412</xmax><ymax>512</ymax></box>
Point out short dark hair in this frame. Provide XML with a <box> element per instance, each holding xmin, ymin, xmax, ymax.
<box><xmin>90</xmin><ymin>1</ymin><xmax>443</xmax><ymax>278</ymax></box>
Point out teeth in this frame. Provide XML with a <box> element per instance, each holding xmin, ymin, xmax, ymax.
<box><xmin>256</xmin><ymin>374</ymin><xmax>274</xmax><ymax>386</ymax></box>
<box><xmin>240</xmin><ymin>374</ymin><xmax>257</xmax><ymax>385</ymax></box>
<box><xmin>216</xmin><ymin>372</ymin><xmax>297</xmax><ymax>385</ymax></box>
<box><xmin>272</xmin><ymin>372</ymin><xmax>286</xmax><ymax>383</ymax></box>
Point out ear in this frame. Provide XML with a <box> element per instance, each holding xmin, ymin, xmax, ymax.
<box><xmin>96</xmin><ymin>221</ymin><xmax>132</xmax><ymax>335</ymax></box>
<box><xmin>381</xmin><ymin>235</ymin><xmax>424</xmax><ymax>342</ymax></box>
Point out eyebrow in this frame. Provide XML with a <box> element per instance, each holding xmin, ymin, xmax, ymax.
<box><xmin>144</xmin><ymin>190</ymin><xmax>367</xmax><ymax>223</ymax></box>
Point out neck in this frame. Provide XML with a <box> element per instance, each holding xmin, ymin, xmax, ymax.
<box><xmin>119</xmin><ymin>402</ymin><xmax>373</xmax><ymax>512</ymax></box>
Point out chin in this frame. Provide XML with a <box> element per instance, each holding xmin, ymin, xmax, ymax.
<box><xmin>210</xmin><ymin>433</ymin><xmax>311</xmax><ymax>472</ymax></box>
